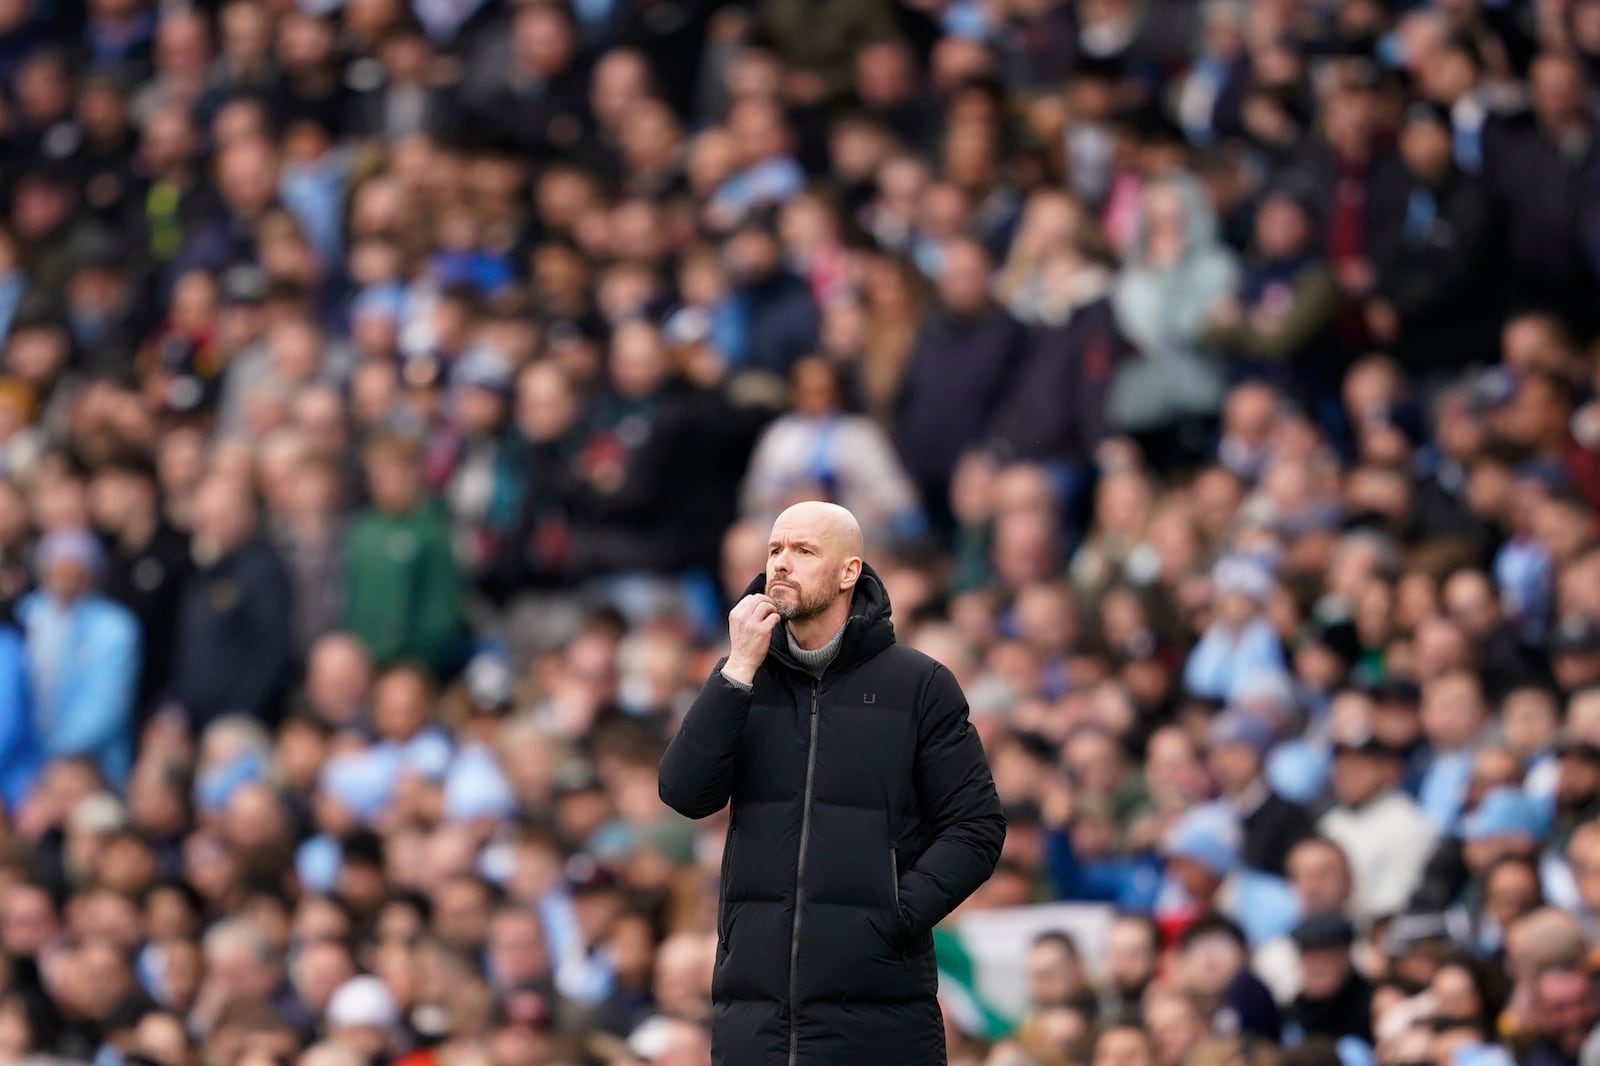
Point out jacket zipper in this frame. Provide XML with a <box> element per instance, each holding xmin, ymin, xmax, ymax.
<box><xmin>788</xmin><ymin>681</ymin><xmax>821</xmax><ymax>1066</ymax></box>
<box><xmin>718</xmin><ymin>826</ymin><xmax>737</xmax><ymax>947</ymax></box>
<box><xmin>891</xmin><ymin>846</ymin><xmax>908</xmax><ymax>967</ymax></box>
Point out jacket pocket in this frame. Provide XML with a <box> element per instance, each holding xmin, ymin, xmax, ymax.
<box><xmin>889</xmin><ymin>845</ymin><xmax>908</xmax><ymax>961</ymax></box>
<box><xmin>718</xmin><ymin>826</ymin><xmax>737</xmax><ymax>948</ymax></box>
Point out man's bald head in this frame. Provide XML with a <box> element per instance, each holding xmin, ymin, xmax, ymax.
<box><xmin>765</xmin><ymin>502</ymin><xmax>865</xmax><ymax>627</ymax></box>
<box><xmin>773</xmin><ymin>501</ymin><xmax>864</xmax><ymax>562</ymax></box>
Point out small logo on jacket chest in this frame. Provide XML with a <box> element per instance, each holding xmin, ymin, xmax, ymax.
<box><xmin>862</xmin><ymin>693</ymin><xmax>876</xmax><ymax>704</ymax></box>
<box><xmin>209</xmin><ymin>580</ymin><xmax>240</xmax><ymax>612</ymax></box>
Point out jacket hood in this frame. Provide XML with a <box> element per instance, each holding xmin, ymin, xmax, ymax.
<box><xmin>741</xmin><ymin>561</ymin><xmax>895</xmax><ymax>673</ymax></box>
<box><xmin>1126</xmin><ymin>172</ymin><xmax>1223</xmax><ymax>268</ymax></box>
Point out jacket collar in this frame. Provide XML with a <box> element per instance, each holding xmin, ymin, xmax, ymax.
<box><xmin>741</xmin><ymin>561</ymin><xmax>896</xmax><ymax>677</ymax></box>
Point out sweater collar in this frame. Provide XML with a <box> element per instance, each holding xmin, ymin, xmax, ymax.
<box><xmin>786</xmin><ymin>623</ymin><xmax>846</xmax><ymax>678</ymax></box>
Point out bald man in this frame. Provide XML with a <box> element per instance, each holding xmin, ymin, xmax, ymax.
<box><xmin>660</xmin><ymin>501</ymin><xmax>1005</xmax><ymax>1066</ymax></box>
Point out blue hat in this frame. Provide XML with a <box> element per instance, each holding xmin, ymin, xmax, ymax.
<box><xmin>352</xmin><ymin>284</ymin><xmax>407</xmax><ymax>324</ymax></box>
<box><xmin>1460</xmin><ymin>788</ymin><xmax>1550</xmax><ymax>842</ymax></box>
<box><xmin>402</xmin><ymin>732</ymin><xmax>453</xmax><ymax>782</ymax></box>
<box><xmin>1230</xmin><ymin>670</ymin><xmax>1297</xmax><ymax>714</ymax></box>
<box><xmin>36</xmin><ymin>528</ymin><xmax>104</xmax><ymax>578</ymax></box>
<box><xmin>452</xmin><ymin>346</ymin><xmax>514</xmax><ymax>398</ymax></box>
<box><xmin>297</xmin><ymin>834</ymin><xmax>343</xmax><ymax>894</ymax></box>
<box><xmin>1212</xmin><ymin>555</ymin><xmax>1275</xmax><ymax>604</ymax></box>
<box><xmin>1451</xmin><ymin>1045</ymin><xmax>1515</xmax><ymax>1066</ymax></box>
<box><xmin>1164</xmin><ymin>803</ymin><xmax>1242</xmax><ymax>878</ymax></box>
<box><xmin>1336</xmin><ymin>1037</ymin><xmax>1379</xmax><ymax>1066</ymax></box>
<box><xmin>1210</xmin><ymin>710</ymin><xmax>1276</xmax><ymax>758</ymax></box>
<box><xmin>1266</xmin><ymin>740</ymin><xmax>1331</xmax><ymax>805</ymax></box>
<box><xmin>319</xmin><ymin>751</ymin><xmax>395</xmax><ymax>824</ymax></box>
<box><xmin>444</xmin><ymin>748</ymin><xmax>515</xmax><ymax>823</ymax></box>
<box><xmin>194</xmin><ymin>748</ymin><xmax>267</xmax><ymax>815</ymax></box>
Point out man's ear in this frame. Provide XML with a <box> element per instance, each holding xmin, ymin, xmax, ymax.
<box><xmin>839</xmin><ymin>556</ymin><xmax>862</xmax><ymax>591</ymax></box>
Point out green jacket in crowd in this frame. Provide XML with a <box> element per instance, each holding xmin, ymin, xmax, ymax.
<box><xmin>344</xmin><ymin>499</ymin><xmax>467</xmax><ymax>677</ymax></box>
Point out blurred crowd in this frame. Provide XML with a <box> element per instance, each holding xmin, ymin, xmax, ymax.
<box><xmin>3</xmin><ymin>0</ymin><xmax>1600</xmax><ymax>1061</ymax></box>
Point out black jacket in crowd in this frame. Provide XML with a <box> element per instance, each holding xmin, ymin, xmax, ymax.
<box><xmin>1487</xmin><ymin>113</ymin><xmax>1600</xmax><ymax>337</ymax></box>
<box><xmin>658</xmin><ymin>566</ymin><xmax>1006</xmax><ymax>1066</ymax></box>
<box><xmin>1288</xmin><ymin>970</ymin><xmax>1374</xmax><ymax>1044</ymax></box>
<box><xmin>1365</xmin><ymin>157</ymin><xmax>1499</xmax><ymax>373</ymax></box>
<box><xmin>895</xmin><ymin>304</ymin><xmax>1027</xmax><ymax>524</ymax></box>
<box><xmin>985</xmin><ymin>294</ymin><xmax>1125</xmax><ymax>469</ymax></box>
<box><xmin>170</xmin><ymin>536</ymin><xmax>293</xmax><ymax>729</ymax></box>
<box><xmin>1239</xmin><ymin>787</ymin><xmax>1315</xmax><ymax>879</ymax></box>
<box><xmin>100</xmin><ymin>522</ymin><xmax>191</xmax><ymax>718</ymax></box>
<box><xmin>575</xmin><ymin>378</ymin><xmax>750</xmax><ymax>577</ymax></box>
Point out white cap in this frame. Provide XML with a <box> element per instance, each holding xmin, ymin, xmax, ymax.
<box><xmin>68</xmin><ymin>793</ymin><xmax>128</xmax><ymax>835</ymax></box>
<box><xmin>326</xmin><ymin>976</ymin><xmax>399</xmax><ymax>1031</ymax></box>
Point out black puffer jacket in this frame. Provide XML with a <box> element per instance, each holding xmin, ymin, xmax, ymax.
<box><xmin>659</xmin><ymin>567</ymin><xmax>1005</xmax><ymax>1066</ymax></box>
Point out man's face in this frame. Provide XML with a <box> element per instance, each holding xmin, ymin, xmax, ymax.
<box><xmin>1427</xmin><ymin>672</ymin><xmax>1484</xmax><ymax>745</ymax></box>
<box><xmin>1558</xmin><ymin>754</ymin><xmax>1600</xmax><ymax>811</ymax></box>
<box><xmin>366</xmin><ymin>454</ymin><xmax>420</xmax><ymax>514</ymax></box>
<box><xmin>1400</xmin><ymin>120</ymin><xmax>1452</xmax><ymax>180</ymax></box>
<box><xmin>1145</xmin><ymin>996</ymin><xmax>1203</xmax><ymax>1066</ymax></box>
<box><xmin>725</xmin><ymin>229</ymin><xmax>780</xmax><ymax>286</ymax></box>
<box><xmin>433</xmin><ymin>881</ymin><xmax>491</xmax><ymax>954</ymax></box>
<box><xmin>372</xmin><ymin>672</ymin><xmax>428</xmax><ymax>741</ymax></box>
<box><xmin>1168</xmin><ymin>856</ymin><xmax>1219</xmax><ymax>903</ymax></box>
<box><xmin>1533</xmin><ymin>57</ymin><xmax>1584</xmax><ymax>130</ymax></box>
<box><xmin>1104</xmin><ymin>920</ymin><xmax>1156</xmax><ymax>993</ymax></box>
<box><xmin>1</xmin><ymin>886</ymin><xmax>57</xmax><ymax>957</ymax></box>
<box><xmin>42</xmin><ymin>557</ymin><xmax>91</xmax><ymax>603</ymax></box>
<box><xmin>489</xmin><ymin>1024</ymin><xmax>551</xmax><ymax>1066</ymax></box>
<box><xmin>1207</xmin><ymin>742</ymin><xmax>1260</xmax><ymax>796</ymax></box>
<box><xmin>1537</xmin><ymin>971</ymin><xmax>1599</xmax><ymax>1055</ymax></box>
<box><xmin>1094</xmin><ymin>1029</ymin><xmax>1154</xmax><ymax>1066</ymax></box>
<box><xmin>1298</xmin><ymin>946</ymin><xmax>1351</xmax><ymax>1000</ymax></box>
<box><xmin>1179</xmin><ymin>932</ymin><xmax>1243</xmax><ymax>997</ymax></box>
<box><xmin>1254</xmin><ymin>196</ymin><xmax>1309</xmax><ymax>259</ymax></box>
<box><xmin>1288</xmin><ymin>843</ymin><xmax>1351</xmax><ymax>914</ymax></box>
<box><xmin>1502</xmin><ymin>692</ymin><xmax>1558</xmax><ymax>759</ymax></box>
<box><xmin>192</xmin><ymin>477</ymin><xmax>254</xmax><ymax>556</ymax></box>
<box><xmin>72</xmin><ymin>941</ymin><xmax>132</xmax><ymax>1020</ymax></box>
<box><xmin>937</xmin><ymin>241</ymin><xmax>991</xmax><ymax>316</ymax></box>
<box><xmin>1370</xmin><ymin>701</ymin><xmax>1423</xmax><ymax>750</ymax></box>
<box><xmin>1026</xmin><ymin>940</ymin><xmax>1083</xmax><ymax>1009</ymax></box>
<box><xmin>1332</xmin><ymin>749</ymin><xmax>1391</xmax><ymax>807</ymax></box>
<box><xmin>1484</xmin><ymin>863</ymin><xmax>1541</xmax><ymax>932</ymax></box>
<box><xmin>1556</xmin><ymin>649</ymin><xmax>1600</xmax><ymax>692</ymax></box>
<box><xmin>765</xmin><ymin>515</ymin><xmax>852</xmax><ymax>624</ymax></box>
<box><xmin>488</xmin><ymin>913</ymin><xmax>548</xmax><ymax>988</ymax></box>
<box><xmin>89</xmin><ymin>470</ymin><xmax>144</xmax><ymax>532</ymax></box>
<box><xmin>1568</xmin><ymin>836</ymin><xmax>1600</xmax><ymax>913</ymax></box>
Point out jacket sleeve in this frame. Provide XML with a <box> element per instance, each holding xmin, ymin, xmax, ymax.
<box><xmin>1407</xmin><ymin>836</ymin><xmax>1469</xmax><ymax>912</ymax></box>
<box><xmin>1203</xmin><ymin>267</ymin><xmax>1340</xmax><ymax>361</ymax></box>
<box><xmin>897</xmin><ymin>664</ymin><xmax>1005</xmax><ymax>940</ymax></box>
<box><xmin>1045</xmin><ymin>826</ymin><xmax>1147</xmax><ymax>905</ymax></box>
<box><xmin>658</xmin><ymin>664</ymin><xmax>755</xmax><ymax>819</ymax></box>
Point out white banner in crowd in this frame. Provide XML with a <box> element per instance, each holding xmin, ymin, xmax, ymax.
<box><xmin>948</xmin><ymin>903</ymin><xmax>1115</xmax><ymax>1021</ymax></box>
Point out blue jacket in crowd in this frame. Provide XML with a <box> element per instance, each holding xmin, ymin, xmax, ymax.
<box><xmin>0</xmin><ymin>625</ymin><xmax>42</xmax><ymax>811</ymax></box>
<box><xmin>17</xmin><ymin>592</ymin><xmax>140</xmax><ymax>787</ymax></box>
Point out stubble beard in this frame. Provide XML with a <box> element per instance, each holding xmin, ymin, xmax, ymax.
<box><xmin>772</xmin><ymin>583</ymin><xmax>832</xmax><ymax>623</ymax></box>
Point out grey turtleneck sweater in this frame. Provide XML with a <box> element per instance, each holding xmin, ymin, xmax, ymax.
<box><xmin>785</xmin><ymin>622</ymin><xmax>845</xmax><ymax>677</ymax></box>
<box><xmin>722</xmin><ymin>622</ymin><xmax>845</xmax><ymax>690</ymax></box>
